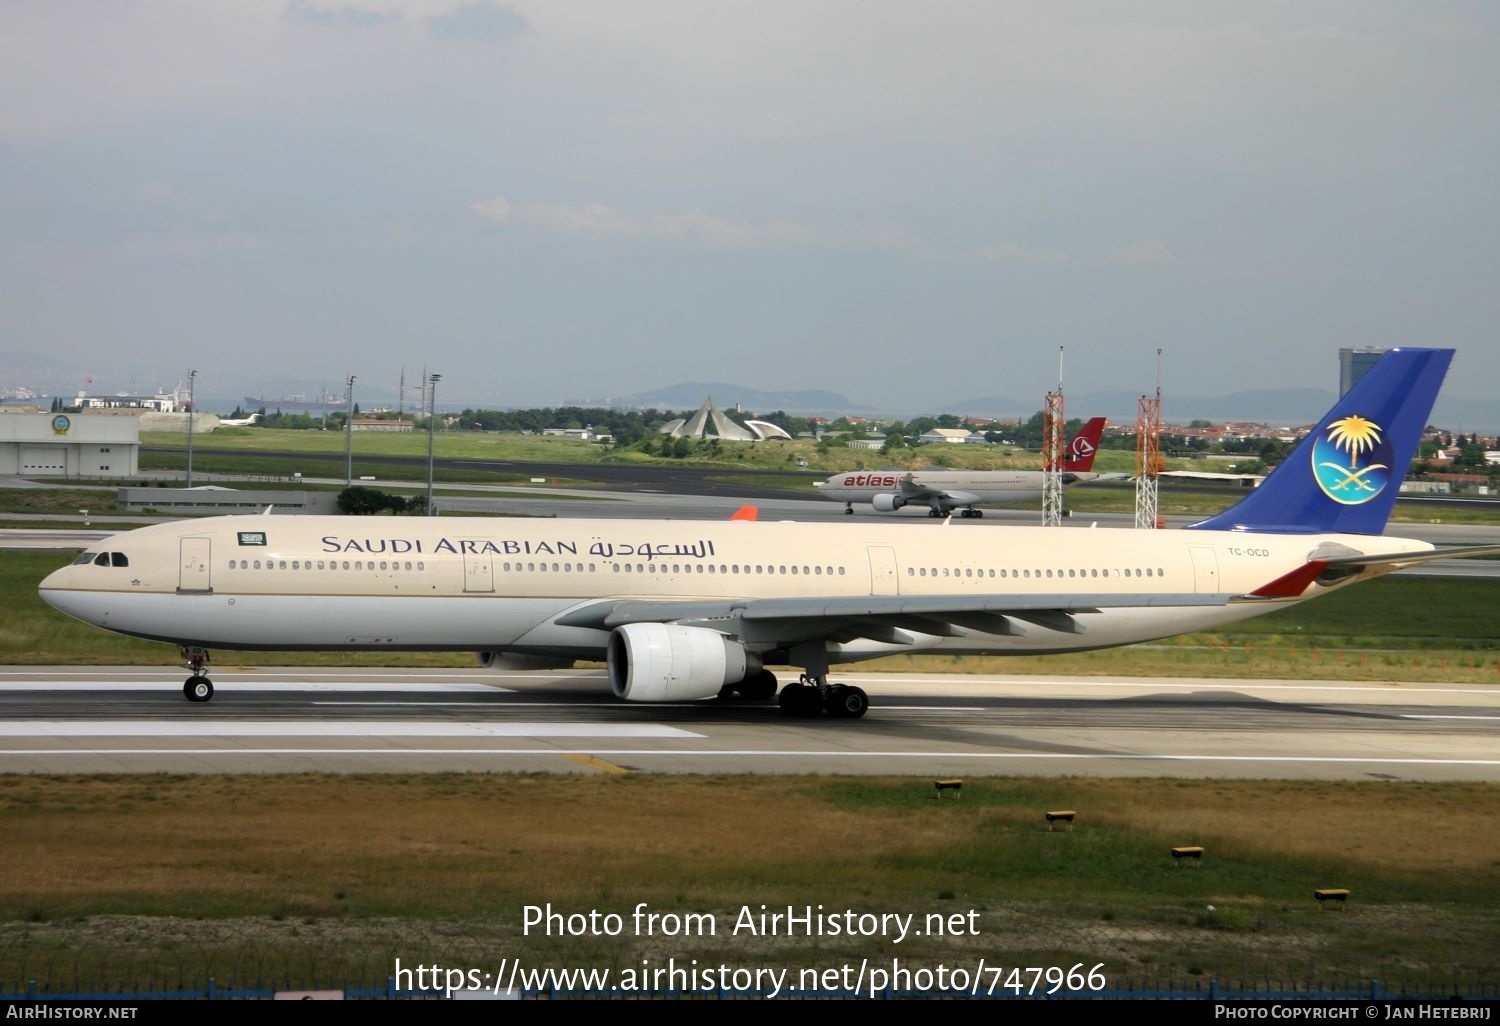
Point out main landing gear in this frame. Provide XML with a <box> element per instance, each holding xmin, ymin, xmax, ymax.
<box><xmin>719</xmin><ymin>669</ymin><xmax>779</xmax><ymax>701</ymax></box>
<box><xmin>179</xmin><ymin>645</ymin><xmax>214</xmax><ymax>703</ymax></box>
<box><xmin>777</xmin><ymin>674</ymin><xmax>869</xmax><ymax>719</ymax></box>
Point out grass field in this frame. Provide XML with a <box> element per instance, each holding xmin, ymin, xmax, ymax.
<box><xmin>1</xmin><ymin>775</ymin><xmax>1497</xmax><ymax>993</ymax></box>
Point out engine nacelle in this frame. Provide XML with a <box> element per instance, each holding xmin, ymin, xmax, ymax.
<box><xmin>872</xmin><ymin>493</ymin><xmax>907</xmax><ymax>512</ymax></box>
<box><xmin>475</xmin><ymin>652</ymin><xmax>574</xmax><ymax>671</ymax></box>
<box><xmin>607</xmin><ymin>623</ymin><xmax>749</xmax><ymax>702</ymax></box>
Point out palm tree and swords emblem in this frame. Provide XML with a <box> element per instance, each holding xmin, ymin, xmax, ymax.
<box><xmin>1312</xmin><ymin>414</ymin><xmax>1392</xmax><ymax>505</ymax></box>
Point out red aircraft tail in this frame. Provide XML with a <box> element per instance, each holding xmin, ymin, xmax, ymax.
<box><xmin>1058</xmin><ymin>417</ymin><xmax>1106</xmax><ymax>472</ymax></box>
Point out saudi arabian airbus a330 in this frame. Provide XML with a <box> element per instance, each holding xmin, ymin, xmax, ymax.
<box><xmin>39</xmin><ymin>348</ymin><xmax>1497</xmax><ymax>718</ymax></box>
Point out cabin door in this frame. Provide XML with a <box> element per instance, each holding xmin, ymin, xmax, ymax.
<box><xmin>1189</xmin><ymin>547</ymin><xmax>1219</xmax><ymax>593</ymax></box>
<box><xmin>178</xmin><ymin>537</ymin><xmax>213</xmax><ymax>593</ymax></box>
<box><xmin>464</xmin><ymin>552</ymin><xmax>495</xmax><ymax>593</ymax></box>
<box><xmin>866</xmin><ymin>546</ymin><xmax>898</xmax><ymax>596</ymax></box>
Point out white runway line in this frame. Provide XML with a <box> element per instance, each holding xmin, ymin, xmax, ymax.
<box><xmin>0</xmin><ymin>749</ymin><xmax>1496</xmax><ymax>766</ymax></box>
<box><xmin>0</xmin><ymin>721</ymin><xmax>702</xmax><ymax>738</ymax></box>
<box><xmin>0</xmin><ymin>682</ymin><xmax>508</xmax><ymax>693</ymax></box>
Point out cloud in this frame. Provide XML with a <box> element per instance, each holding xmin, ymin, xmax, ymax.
<box><xmin>472</xmin><ymin>196</ymin><xmax>822</xmax><ymax>249</ymax></box>
<box><xmin>1111</xmin><ymin>239</ymin><xmax>1172</xmax><ymax>264</ymax></box>
<box><xmin>979</xmin><ymin>242</ymin><xmax>1069</xmax><ymax>264</ymax></box>
<box><xmin>284</xmin><ymin>1</ymin><xmax>398</xmax><ymax>30</ymax></box>
<box><xmin>428</xmin><ymin>2</ymin><xmax>527</xmax><ymax>42</ymax></box>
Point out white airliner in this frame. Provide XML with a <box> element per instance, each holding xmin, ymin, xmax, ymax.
<box><xmin>815</xmin><ymin>418</ymin><xmax>1110</xmax><ymax>517</ymax></box>
<box><xmin>37</xmin><ymin>350</ymin><xmax>1497</xmax><ymax>718</ymax></box>
<box><xmin>218</xmin><ymin>412</ymin><xmax>262</xmax><ymax>427</ymax></box>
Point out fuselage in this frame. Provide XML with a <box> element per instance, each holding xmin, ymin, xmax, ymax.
<box><xmin>39</xmin><ymin>514</ymin><xmax>1424</xmax><ymax>662</ymax></box>
<box><xmin>815</xmin><ymin>470</ymin><xmax>1099</xmax><ymax>507</ymax></box>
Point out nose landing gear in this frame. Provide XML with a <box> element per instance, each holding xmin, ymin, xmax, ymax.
<box><xmin>179</xmin><ymin>645</ymin><xmax>215</xmax><ymax>703</ymax></box>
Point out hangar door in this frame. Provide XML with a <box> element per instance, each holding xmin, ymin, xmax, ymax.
<box><xmin>20</xmin><ymin>447</ymin><xmax>66</xmax><ymax>475</ymax></box>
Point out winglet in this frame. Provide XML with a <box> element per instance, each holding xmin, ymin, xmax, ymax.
<box><xmin>730</xmin><ymin>505</ymin><xmax>759</xmax><ymax>521</ymax></box>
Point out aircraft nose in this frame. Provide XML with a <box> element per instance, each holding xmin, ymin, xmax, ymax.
<box><xmin>38</xmin><ymin>563</ymin><xmax>73</xmax><ymax>609</ymax></box>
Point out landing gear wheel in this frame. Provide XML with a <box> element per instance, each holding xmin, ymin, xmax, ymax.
<box><xmin>825</xmin><ymin>685</ymin><xmax>869</xmax><ymax>719</ymax></box>
<box><xmin>928</xmin><ymin>508</ymin><xmax>945</xmax><ymax>518</ymax></box>
<box><xmin>183</xmin><ymin>676</ymin><xmax>214</xmax><ymax>703</ymax></box>
<box><xmin>742</xmin><ymin>670</ymin><xmax>778</xmax><ymax>700</ymax></box>
<box><xmin>777</xmin><ymin>683</ymin><xmax>821</xmax><ymax>717</ymax></box>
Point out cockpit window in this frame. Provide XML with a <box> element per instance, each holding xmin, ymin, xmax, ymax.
<box><xmin>73</xmin><ymin>552</ymin><xmax>97</xmax><ymax>565</ymax></box>
<box><xmin>110</xmin><ymin>553</ymin><xmax>129</xmax><ymax>567</ymax></box>
<box><xmin>94</xmin><ymin>553</ymin><xmax>110</xmax><ymax>566</ymax></box>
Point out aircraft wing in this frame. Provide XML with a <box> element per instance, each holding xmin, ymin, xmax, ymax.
<box><xmin>554</xmin><ymin>592</ymin><xmax>1229</xmax><ymax>646</ymax></box>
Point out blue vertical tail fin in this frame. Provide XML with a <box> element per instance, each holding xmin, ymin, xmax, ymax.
<box><xmin>1187</xmin><ymin>348</ymin><xmax>1453</xmax><ymax>535</ymax></box>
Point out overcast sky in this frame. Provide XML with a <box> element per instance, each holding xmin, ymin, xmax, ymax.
<box><xmin>2</xmin><ymin>1</ymin><xmax>1497</xmax><ymax>410</ymax></box>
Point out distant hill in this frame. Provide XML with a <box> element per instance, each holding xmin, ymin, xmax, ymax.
<box><xmin>946</xmin><ymin>388</ymin><xmax>1339</xmax><ymax>426</ymax></box>
<box><xmin>597</xmin><ymin>382</ymin><xmax>862</xmax><ymax>415</ymax></box>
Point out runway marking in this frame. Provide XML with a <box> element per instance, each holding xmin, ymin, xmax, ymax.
<box><xmin>0</xmin><ymin>721</ymin><xmax>702</xmax><ymax>739</ymax></box>
<box><xmin>566</xmin><ymin>754</ymin><xmax>632</xmax><ymax>774</ymax></box>
<box><xmin>836</xmin><ymin>676</ymin><xmax>1500</xmax><ymax>697</ymax></box>
<box><xmin>1402</xmin><ymin>715</ymin><xmax>1500</xmax><ymax>721</ymax></box>
<box><xmin>0</xmin><ymin>750</ymin><xmax>1496</xmax><ymax>766</ymax></box>
<box><xmin>0</xmin><ymin>683</ymin><xmax>507</xmax><ymax>693</ymax></box>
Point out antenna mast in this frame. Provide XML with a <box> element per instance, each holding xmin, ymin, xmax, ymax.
<box><xmin>1042</xmin><ymin>346</ymin><xmax>1065</xmax><ymax>526</ymax></box>
<box><xmin>1135</xmin><ymin>348</ymin><xmax>1163</xmax><ymax>529</ymax></box>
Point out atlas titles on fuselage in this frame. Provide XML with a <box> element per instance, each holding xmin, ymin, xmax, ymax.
<box><xmin>837</xmin><ymin>474</ymin><xmax>905</xmax><ymax>488</ymax></box>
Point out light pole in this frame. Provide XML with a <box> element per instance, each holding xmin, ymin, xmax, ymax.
<box><xmin>185</xmin><ymin>370</ymin><xmax>197</xmax><ymax>488</ymax></box>
<box><xmin>344</xmin><ymin>374</ymin><xmax>356</xmax><ymax>488</ymax></box>
<box><xmin>426</xmin><ymin>372</ymin><xmax>441</xmax><ymax>516</ymax></box>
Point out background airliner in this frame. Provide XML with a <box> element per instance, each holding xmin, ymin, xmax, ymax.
<box><xmin>815</xmin><ymin>417</ymin><xmax>1109</xmax><ymax>517</ymax></box>
<box><xmin>39</xmin><ymin>350</ymin><xmax>1495</xmax><ymax>718</ymax></box>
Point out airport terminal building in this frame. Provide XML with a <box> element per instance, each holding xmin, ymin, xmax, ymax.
<box><xmin>0</xmin><ymin>412</ymin><xmax>140</xmax><ymax>477</ymax></box>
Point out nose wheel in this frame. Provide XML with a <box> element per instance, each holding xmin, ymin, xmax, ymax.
<box><xmin>179</xmin><ymin>645</ymin><xmax>215</xmax><ymax>703</ymax></box>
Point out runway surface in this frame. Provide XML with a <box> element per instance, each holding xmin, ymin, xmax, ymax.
<box><xmin>2</xmin><ymin>666</ymin><xmax>1496</xmax><ymax>780</ymax></box>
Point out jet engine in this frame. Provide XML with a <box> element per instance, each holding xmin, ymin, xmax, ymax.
<box><xmin>607</xmin><ymin>623</ymin><xmax>751</xmax><ymax>702</ymax></box>
<box><xmin>871</xmin><ymin>493</ymin><xmax>907</xmax><ymax>512</ymax></box>
<box><xmin>474</xmin><ymin>652</ymin><xmax>574</xmax><ymax>671</ymax></box>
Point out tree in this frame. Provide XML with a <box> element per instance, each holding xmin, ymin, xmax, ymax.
<box><xmin>337</xmin><ymin>486</ymin><xmax>422</xmax><ymax>515</ymax></box>
<box><xmin>337</xmin><ymin>486</ymin><xmax>387</xmax><ymax>515</ymax></box>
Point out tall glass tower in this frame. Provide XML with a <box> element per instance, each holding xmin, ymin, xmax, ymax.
<box><xmin>1339</xmin><ymin>347</ymin><xmax>1386</xmax><ymax>396</ymax></box>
